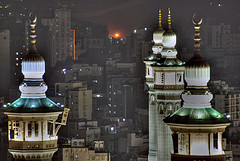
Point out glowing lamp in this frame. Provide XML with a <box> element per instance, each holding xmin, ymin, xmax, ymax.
<box><xmin>114</xmin><ymin>33</ymin><xmax>120</xmax><ymax>38</ymax></box>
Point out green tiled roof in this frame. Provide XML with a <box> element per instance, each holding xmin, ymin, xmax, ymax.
<box><xmin>4</xmin><ymin>98</ymin><xmax>64</xmax><ymax>113</ymax></box>
<box><xmin>163</xmin><ymin>107</ymin><xmax>231</xmax><ymax>124</ymax></box>
<box><xmin>143</xmin><ymin>54</ymin><xmax>161</xmax><ymax>61</ymax></box>
<box><xmin>151</xmin><ymin>58</ymin><xmax>184</xmax><ymax>67</ymax></box>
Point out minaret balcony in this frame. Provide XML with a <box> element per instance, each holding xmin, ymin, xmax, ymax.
<box><xmin>154</xmin><ymin>84</ymin><xmax>184</xmax><ymax>90</ymax></box>
<box><xmin>171</xmin><ymin>153</ymin><xmax>225</xmax><ymax>161</ymax></box>
<box><xmin>9</xmin><ymin>139</ymin><xmax>58</xmax><ymax>150</ymax></box>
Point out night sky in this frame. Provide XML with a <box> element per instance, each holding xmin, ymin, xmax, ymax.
<box><xmin>68</xmin><ymin>0</ymin><xmax>240</xmax><ymax>38</ymax></box>
<box><xmin>22</xmin><ymin>0</ymin><xmax>240</xmax><ymax>38</ymax></box>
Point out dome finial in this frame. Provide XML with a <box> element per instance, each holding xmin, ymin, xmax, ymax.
<box><xmin>167</xmin><ymin>8</ymin><xmax>171</xmax><ymax>29</ymax></box>
<box><xmin>192</xmin><ymin>14</ymin><xmax>203</xmax><ymax>52</ymax></box>
<box><xmin>28</xmin><ymin>13</ymin><xmax>37</xmax><ymax>45</ymax></box>
<box><xmin>159</xmin><ymin>9</ymin><xmax>162</xmax><ymax>28</ymax></box>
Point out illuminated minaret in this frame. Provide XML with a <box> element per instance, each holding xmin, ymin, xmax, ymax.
<box><xmin>164</xmin><ymin>15</ymin><xmax>231</xmax><ymax>161</ymax></box>
<box><xmin>143</xmin><ymin>9</ymin><xmax>165</xmax><ymax>161</ymax></box>
<box><xmin>4</xmin><ymin>14</ymin><xmax>69</xmax><ymax>161</ymax></box>
<box><xmin>151</xmin><ymin>8</ymin><xmax>184</xmax><ymax>161</ymax></box>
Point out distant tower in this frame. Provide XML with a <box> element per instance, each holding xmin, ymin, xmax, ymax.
<box><xmin>143</xmin><ymin>9</ymin><xmax>164</xmax><ymax>161</ymax></box>
<box><xmin>151</xmin><ymin>8</ymin><xmax>184</xmax><ymax>161</ymax></box>
<box><xmin>4</xmin><ymin>15</ymin><xmax>69</xmax><ymax>161</ymax></box>
<box><xmin>164</xmin><ymin>15</ymin><xmax>231</xmax><ymax>161</ymax></box>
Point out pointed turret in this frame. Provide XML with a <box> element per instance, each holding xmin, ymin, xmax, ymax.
<box><xmin>152</xmin><ymin>8</ymin><xmax>183</xmax><ymax>67</ymax></box>
<box><xmin>143</xmin><ymin>9</ymin><xmax>165</xmax><ymax>88</ymax></box>
<box><xmin>152</xmin><ymin>9</ymin><xmax>165</xmax><ymax>54</ymax></box>
<box><xmin>161</xmin><ymin>8</ymin><xmax>177</xmax><ymax>58</ymax></box>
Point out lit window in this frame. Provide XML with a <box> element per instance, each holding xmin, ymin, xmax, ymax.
<box><xmin>28</xmin><ymin>123</ymin><xmax>32</xmax><ymax>138</ymax></box>
<box><xmin>35</xmin><ymin>123</ymin><xmax>38</xmax><ymax>137</ymax></box>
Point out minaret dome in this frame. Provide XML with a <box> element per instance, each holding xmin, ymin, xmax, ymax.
<box><xmin>22</xmin><ymin>15</ymin><xmax>45</xmax><ymax>79</ymax></box>
<box><xmin>185</xmin><ymin>14</ymin><xmax>210</xmax><ymax>88</ymax></box>
<box><xmin>162</xmin><ymin>8</ymin><xmax>177</xmax><ymax>58</ymax></box>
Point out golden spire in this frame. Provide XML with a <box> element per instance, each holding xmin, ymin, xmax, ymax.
<box><xmin>29</xmin><ymin>13</ymin><xmax>37</xmax><ymax>45</ymax></box>
<box><xmin>192</xmin><ymin>13</ymin><xmax>203</xmax><ymax>52</ymax></box>
<box><xmin>159</xmin><ymin>9</ymin><xmax>162</xmax><ymax>28</ymax></box>
<box><xmin>167</xmin><ymin>8</ymin><xmax>171</xmax><ymax>29</ymax></box>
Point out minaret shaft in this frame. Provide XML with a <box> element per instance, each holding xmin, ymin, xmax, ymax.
<box><xmin>145</xmin><ymin>8</ymin><xmax>185</xmax><ymax>161</ymax></box>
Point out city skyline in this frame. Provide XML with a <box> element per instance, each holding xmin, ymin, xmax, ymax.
<box><xmin>0</xmin><ymin>1</ymin><xmax>240</xmax><ymax>161</ymax></box>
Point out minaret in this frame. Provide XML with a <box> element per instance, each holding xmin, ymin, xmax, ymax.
<box><xmin>164</xmin><ymin>15</ymin><xmax>231</xmax><ymax>161</ymax></box>
<box><xmin>144</xmin><ymin>9</ymin><xmax>164</xmax><ymax>88</ymax></box>
<box><xmin>4</xmin><ymin>14</ymin><xmax>69</xmax><ymax>161</ymax></box>
<box><xmin>143</xmin><ymin>9</ymin><xmax>165</xmax><ymax>161</ymax></box>
<box><xmin>151</xmin><ymin>8</ymin><xmax>184</xmax><ymax>161</ymax></box>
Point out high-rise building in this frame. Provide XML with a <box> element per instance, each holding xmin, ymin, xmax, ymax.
<box><xmin>164</xmin><ymin>16</ymin><xmax>231</xmax><ymax>161</ymax></box>
<box><xmin>52</xmin><ymin>6</ymin><xmax>71</xmax><ymax>66</ymax></box>
<box><xmin>0</xmin><ymin>30</ymin><xmax>10</xmax><ymax>97</ymax></box>
<box><xmin>55</xmin><ymin>82</ymin><xmax>93</xmax><ymax>121</ymax></box>
<box><xmin>143</xmin><ymin>9</ymin><xmax>184</xmax><ymax>161</ymax></box>
<box><xmin>42</xmin><ymin>6</ymin><xmax>71</xmax><ymax>67</ymax></box>
<box><xmin>3</xmin><ymin>16</ymin><xmax>69</xmax><ymax>161</ymax></box>
<box><xmin>202</xmin><ymin>19</ymin><xmax>231</xmax><ymax>49</ymax></box>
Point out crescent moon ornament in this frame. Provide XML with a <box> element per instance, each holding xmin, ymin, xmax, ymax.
<box><xmin>28</xmin><ymin>12</ymin><xmax>37</xmax><ymax>24</ymax></box>
<box><xmin>192</xmin><ymin>13</ymin><xmax>203</xmax><ymax>25</ymax></box>
<box><xmin>33</xmin><ymin>16</ymin><xmax>37</xmax><ymax>23</ymax></box>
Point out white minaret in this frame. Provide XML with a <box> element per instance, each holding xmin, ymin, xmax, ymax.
<box><xmin>4</xmin><ymin>15</ymin><xmax>69</xmax><ymax>161</ymax></box>
<box><xmin>151</xmin><ymin>8</ymin><xmax>184</xmax><ymax>161</ymax></box>
<box><xmin>143</xmin><ymin>9</ymin><xmax>164</xmax><ymax>161</ymax></box>
<box><xmin>164</xmin><ymin>15</ymin><xmax>231</xmax><ymax>161</ymax></box>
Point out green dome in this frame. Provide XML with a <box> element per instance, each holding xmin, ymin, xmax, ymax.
<box><xmin>143</xmin><ymin>54</ymin><xmax>161</xmax><ymax>62</ymax></box>
<box><xmin>151</xmin><ymin>58</ymin><xmax>184</xmax><ymax>67</ymax></box>
<box><xmin>4</xmin><ymin>98</ymin><xmax>64</xmax><ymax>113</ymax></box>
<box><xmin>164</xmin><ymin>107</ymin><xmax>231</xmax><ymax>124</ymax></box>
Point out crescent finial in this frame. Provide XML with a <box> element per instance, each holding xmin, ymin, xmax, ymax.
<box><xmin>33</xmin><ymin>16</ymin><xmax>37</xmax><ymax>23</ymax></box>
<box><xmin>192</xmin><ymin>13</ymin><xmax>202</xmax><ymax>25</ymax></box>
<box><xmin>28</xmin><ymin>12</ymin><xmax>37</xmax><ymax>23</ymax></box>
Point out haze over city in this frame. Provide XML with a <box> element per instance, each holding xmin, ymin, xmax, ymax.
<box><xmin>0</xmin><ymin>0</ymin><xmax>240</xmax><ymax>161</ymax></box>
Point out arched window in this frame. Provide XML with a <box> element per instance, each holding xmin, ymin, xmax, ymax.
<box><xmin>167</xmin><ymin>103</ymin><xmax>173</xmax><ymax>114</ymax></box>
<box><xmin>159</xmin><ymin>103</ymin><xmax>164</xmax><ymax>114</ymax></box>
<box><xmin>176</xmin><ymin>73</ymin><xmax>182</xmax><ymax>83</ymax></box>
<box><xmin>150</xmin><ymin>95</ymin><xmax>155</xmax><ymax>105</ymax></box>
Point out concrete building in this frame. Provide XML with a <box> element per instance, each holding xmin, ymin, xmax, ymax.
<box><xmin>64</xmin><ymin>63</ymin><xmax>104</xmax><ymax>82</ymax></box>
<box><xmin>0</xmin><ymin>30</ymin><xmax>10</xmax><ymax>97</ymax></box>
<box><xmin>42</xmin><ymin>6</ymin><xmax>71</xmax><ymax>67</ymax></box>
<box><xmin>77</xmin><ymin>121</ymin><xmax>101</xmax><ymax>146</ymax></box>
<box><xmin>209</xmin><ymin>80</ymin><xmax>240</xmax><ymax>126</ymax></box>
<box><xmin>55</xmin><ymin>82</ymin><xmax>93</xmax><ymax>120</ymax></box>
<box><xmin>57</xmin><ymin>144</ymin><xmax>110</xmax><ymax>161</ymax></box>
<box><xmin>222</xmin><ymin>33</ymin><xmax>240</xmax><ymax>49</ymax></box>
<box><xmin>202</xmin><ymin>19</ymin><xmax>231</xmax><ymax>49</ymax></box>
